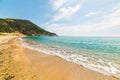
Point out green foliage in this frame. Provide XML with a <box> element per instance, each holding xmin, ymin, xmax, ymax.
<box><xmin>0</xmin><ymin>18</ymin><xmax>57</xmax><ymax>36</ymax></box>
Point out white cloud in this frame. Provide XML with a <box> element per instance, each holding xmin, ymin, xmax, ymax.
<box><xmin>50</xmin><ymin>0</ymin><xmax>85</xmax><ymax>21</ymax></box>
<box><xmin>46</xmin><ymin>23</ymin><xmax>98</xmax><ymax>36</ymax></box>
<box><xmin>109</xmin><ymin>4</ymin><xmax>120</xmax><ymax>17</ymax></box>
<box><xmin>53</xmin><ymin>4</ymin><xmax>81</xmax><ymax>21</ymax></box>
<box><xmin>85</xmin><ymin>11</ymin><xmax>102</xmax><ymax>17</ymax></box>
<box><xmin>46</xmin><ymin>18</ymin><xmax>120</xmax><ymax>36</ymax></box>
<box><xmin>50</xmin><ymin>0</ymin><xmax>68</xmax><ymax>10</ymax></box>
<box><xmin>112</xmin><ymin>3</ymin><xmax>120</xmax><ymax>12</ymax></box>
<box><xmin>46</xmin><ymin>3</ymin><xmax>120</xmax><ymax>36</ymax></box>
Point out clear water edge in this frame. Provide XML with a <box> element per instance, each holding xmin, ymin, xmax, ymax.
<box><xmin>19</xmin><ymin>36</ymin><xmax>120</xmax><ymax>78</ymax></box>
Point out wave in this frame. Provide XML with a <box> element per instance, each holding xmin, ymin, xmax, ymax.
<box><xmin>19</xmin><ymin>38</ymin><xmax>120</xmax><ymax>77</ymax></box>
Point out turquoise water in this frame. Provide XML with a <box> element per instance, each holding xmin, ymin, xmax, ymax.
<box><xmin>20</xmin><ymin>36</ymin><xmax>120</xmax><ymax>76</ymax></box>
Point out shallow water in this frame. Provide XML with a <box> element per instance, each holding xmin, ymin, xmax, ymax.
<box><xmin>20</xmin><ymin>36</ymin><xmax>120</xmax><ymax>76</ymax></box>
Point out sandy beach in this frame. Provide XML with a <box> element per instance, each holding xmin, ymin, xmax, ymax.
<box><xmin>0</xmin><ymin>35</ymin><xmax>119</xmax><ymax>80</ymax></box>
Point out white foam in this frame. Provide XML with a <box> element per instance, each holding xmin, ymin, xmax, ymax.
<box><xmin>19</xmin><ymin>38</ymin><xmax>120</xmax><ymax>76</ymax></box>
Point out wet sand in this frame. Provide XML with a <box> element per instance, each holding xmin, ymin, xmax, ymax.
<box><xmin>24</xmin><ymin>47</ymin><xmax>119</xmax><ymax>80</ymax></box>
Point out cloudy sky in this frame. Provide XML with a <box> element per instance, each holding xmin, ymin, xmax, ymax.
<box><xmin>0</xmin><ymin>0</ymin><xmax>120</xmax><ymax>36</ymax></box>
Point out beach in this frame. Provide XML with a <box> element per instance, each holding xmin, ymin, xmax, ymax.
<box><xmin>0</xmin><ymin>35</ymin><xmax>119</xmax><ymax>80</ymax></box>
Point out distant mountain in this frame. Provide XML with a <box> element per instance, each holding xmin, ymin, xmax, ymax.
<box><xmin>0</xmin><ymin>18</ymin><xmax>57</xmax><ymax>36</ymax></box>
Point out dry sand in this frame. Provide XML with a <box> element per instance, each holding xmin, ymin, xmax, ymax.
<box><xmin>0</xmin><ymin>35</ymin><xmax>119</xmax><ymax>80</ymax></box>
<box><xmin>0</xmin><ymin>34</ymin><xmax>40</xmax><ymax>80</ymax></box>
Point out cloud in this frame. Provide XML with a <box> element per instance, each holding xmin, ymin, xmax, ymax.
<box><xmin>50</xmin><ymin>0</ymin><xmax>68</xmax><ymax>10</ymax></box>
<box><xmin>46</xmin><ymin>18</ymin><xmax>120</xmax><ymax>36</ymax></box>
<box><xmin>109</xmin><ymin>4</ymin><xmax>120</xmax><ymax>17</ymax></box>
<box><xmin>50</xmin><ymin>0</ymin><xmax>85</xmax><ymax>21</ymax></box>
<box><xmin>46</xmin><ymin>3</ymin><xmax>120</xmax><ymax>36</ymax></box>
<box><xmin>85</xmin><ymin>11</ymin><xmax>102</xmax><ymax>17</ymax></box>
<box><xmin>53</xmin><ymin>4</ymin><xmax>81</xmax><ymax>21</ymax></box>
<box><xmin>46</xmin><ymin>23</ymin><xmax>98</xmax><ymax>36</ymax></box>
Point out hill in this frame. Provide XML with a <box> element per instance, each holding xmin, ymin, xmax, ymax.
<box><xmin>0</xmin><ymin>18</ymin><xmax>57</xmax><ymax>36</ymax></box>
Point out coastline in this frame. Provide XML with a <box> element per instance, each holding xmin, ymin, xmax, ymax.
<box><xmin>0</xmin><ymin>35</ymin><xmax>119</xmax><ymax>80</ymax></box>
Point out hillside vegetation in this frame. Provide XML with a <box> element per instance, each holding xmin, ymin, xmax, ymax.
<box><xmin>0</xmin><ymin>18</ymin><xmax>56</xmax><ymax>36</ymax></box>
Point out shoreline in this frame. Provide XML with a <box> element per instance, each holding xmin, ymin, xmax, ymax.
<box><xmin>20</xmin><ymin>37</ymin><xmax>120</xmax><ymax>77</ymax></box>
<box><xmin>0</xmin><ymin>35</ymin><xmax>119</xmax><ymax>80</ymax></box>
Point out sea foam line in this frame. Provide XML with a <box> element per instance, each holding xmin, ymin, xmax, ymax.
<box><xmin>19</xmin><ymin>38</ymin><xmax>120</xmax><ymax>76</ymax></box>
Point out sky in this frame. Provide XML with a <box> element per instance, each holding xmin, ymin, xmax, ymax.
<box><xmin>0</xmin><ymin>0</ymin><xmax>120</xmax><ymax>36</ymax></box>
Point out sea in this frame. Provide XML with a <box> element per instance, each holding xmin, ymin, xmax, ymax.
<box><xmin>19</xmin><ymin>36</ymin><xmax>120</xmax><ymax>77</ymax></box>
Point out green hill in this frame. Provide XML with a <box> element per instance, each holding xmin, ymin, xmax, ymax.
<box><xmin>0</xmin><ymin>18</ymin><xmax>57</xmax><ymax>36</ymax></box>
